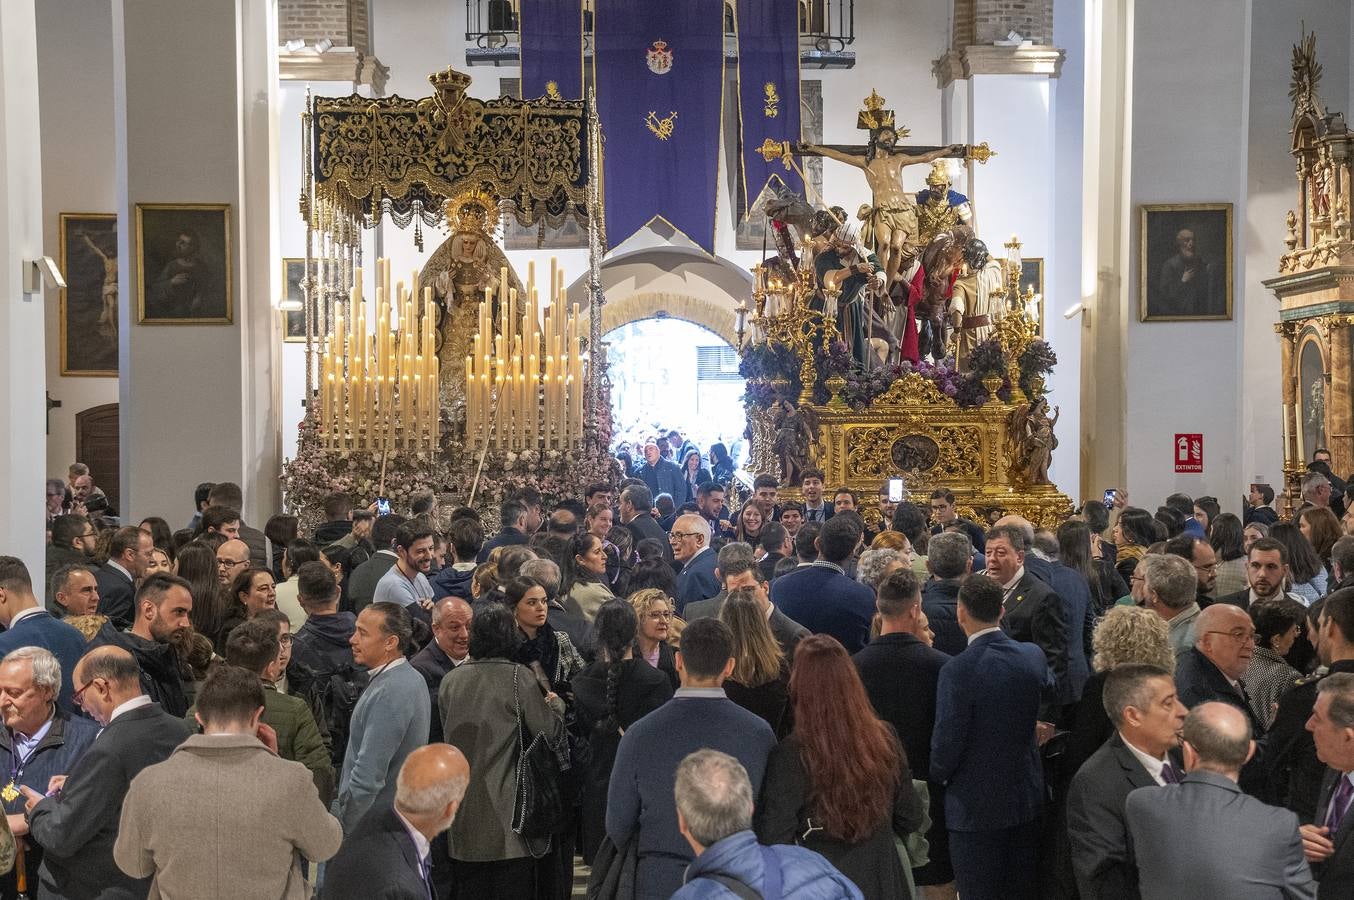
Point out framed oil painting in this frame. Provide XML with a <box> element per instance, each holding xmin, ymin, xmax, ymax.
<box><xmin>1139</xmin><ymin>203</ymin><xmax>1233</xmax><ymax>321</ymax></box>
<box><xmin>281</xmin><ymin>258</ymin><xmax>306</xmax><ymax>342</ymax></box>
<box><xmin>135</xmin><ymin>203</ymin><xmax>232</xmax><ymax>324</ymax></box>
<box><xmin>59</xmin><ymin>213</ymin><xmax>119</xmax><ymax>376</ymax></box>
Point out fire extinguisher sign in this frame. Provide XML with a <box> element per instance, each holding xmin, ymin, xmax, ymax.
<box><xmin>1175</xmin><ymin>434</ymin><xmax>1203</xmax><ymax>474</ymax></box>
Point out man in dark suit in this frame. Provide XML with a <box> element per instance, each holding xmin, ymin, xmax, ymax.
<box><xmin>1023</xmin><ymin>526</ymin><xmax>1094</xmax><ymax>709</ymax></box>
<box><xmin>770</xmin><ymin>514</ymin><xmax>875</xmax><ymax>653</ymax></box>
<box><xmin>855</xmin><ymin>569</ymin><xmax>953</xmax><ymax>890</ymax></box>
<box><xmin>1066</xmin><ymin>663</ymin><xmax>1187</xmax><ymax>899</ymax></box>
<box><xmin>930</xmin><ymin>487</ymin><xmax>986</xmax><ymax>552</ymax></box>
<box><xmin>682</xmin><ymin>543</ymin><xmax>757</xmax><ymax>623</ymax></box>
<box><xmin>720</xmin><ymin>562</ymin><xmax>809</xmax><ymax>661</ymax></box>
<box><xmin>799</xmin><ymin>469</ymin><xmax>834</xmax><ymax>524</ymax></box>
<box><xmin>1260</xmin><ymin>590</ymin><xmax>1354</xmax><ymax>822</ymax></box>
<box><xmin>0</xmin><ymin>558</ymin><xmax>92</xmax><ymax>712</ymax></box>
<box><xmin>349</xmin><ymin>514</ymin><xmax>405</xmax><ymax>610</ymax></box>
<box><xmin>475</xmin><ymin>499</ymin><xmax>531</xmax><ymax>564</ymax></box>
<box><xmin>45</xmin><ymin>514</ymin><xmax>96</xmax><ymax>606</ymax></box>
<box><xmin>672</xmin><ymin>514</ymin><xmax>720</xmax><ymax>615</ymax></box>
<box><xmin>923</xmin><ymin>531</ymin><xmax>973</xmax><ymax>657</ymax></box>
<box><xmin>324</xmin><ymin>743</ymin><xmax>470</xmax><ymax>900</ymax></box>
<box><xmin>1125</xmin><ymin>702</ymin><xmax>1314</xmax><ymax>899</ymax></box>
<box><xmin>1175</xmin><ymin>603</ymin><xmax>1266</xmax><ymax>735</ymax></box>
<box><xmin>620</xmin><ymin>484</ymin><xmax>673</xmax><ymax>564</ymax></box>
<box><xmin>94</xmin><ymin>525</ymin><xmax>153</xmax><ymax>629</ymax></box>
<box><xmin>756</xmin><ymin>522</ymin><xmax>792</xmax><ymax>583</ymax></box>
<box><xmin>1211</xmin><ymin>537</ymin><xmax>1293</xmax><ymax>612</ymax></box>
<box><xmin>1302</xmin><ymin>672</ymin><xmax>1354</xmax><ymax>898</ymax></box>
<box><xmin>24</xmin><ymin>645</ymin><xmax>193</xmax><ymax>900</ymax></box>
<box><xmin>208</xmin><ymin>481</ymin><xmax>270</xmax><ymax>568</ymax></box>
<box><xmin>983</xmin><ymin>524</ymin><xmax>1068</xmax><ymax>718</ymax></box>
<box><xmin>931</xmin><ymin>574</ymin><xmax>1049</xmax><ymax>900</ymax></box>
<box><xmin>636</xmin><ymin>440</ymin><xmax>686</xmax><ymax>505</ymax></box>
<box><xmin>410</xmin><ymin>597</ymin><xmax>471</xmax><ymax>743</ymax></box>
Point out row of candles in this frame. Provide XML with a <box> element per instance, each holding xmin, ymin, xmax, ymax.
<box><xmin>464</xmin><ymin>261</ymin><xmax>585</xmax><ymax>450</ymax></box>
<box><xmin>317</xmin><ymin>259</ymin><xmax>440</xmax><ymax>451</ymax></box>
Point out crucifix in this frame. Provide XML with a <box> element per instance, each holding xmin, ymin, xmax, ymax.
<box><xmin>760</xmin><ymin>89</ymin><xmax>993</xmax><ymax>289</ymax></box>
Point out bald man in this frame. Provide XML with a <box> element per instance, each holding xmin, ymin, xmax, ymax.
<box><xmin>1125</xmin><ymin>703</ymin><xmax>1314</xmax><ymax>899</ymax></box>
<box><xmin>323</xmin><ymin>744</ymin><xmax>471</xmax><ymax>900</ymax></box>
<box><xmin>671</xmin><ymin>514</ymin><xmax>719</xmax><ymax>615</ymax></box>
<box><xmin>1175</xmin><ymin>604</ymin><xmax>1266</xmax><ymax>735</ymax></box>
<box><xmin>216</xmin><ymin>538</ymin><xmax>252</xmax><ymax>586</ymax></box>
<box><xmin>411</xmin><ymin>597</ymin><xmax>473</xmax><ymax>742</ymax></box>
<box><xmin>25</xmin><ymin>646</ymin><xmax>193</xmax><ymax>899</ymax></box>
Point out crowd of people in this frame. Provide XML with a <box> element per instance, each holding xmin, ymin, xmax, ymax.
<box><xmin>9</xmin><ymin>447</ymin><xmax>1354</xmax><ymax>899</ymax></box>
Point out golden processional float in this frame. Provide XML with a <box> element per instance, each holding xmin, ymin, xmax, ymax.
<box><xmin>733</xmin><ymin>89</ymin><xmax>1074</xmax><ymax>526</ymax></box>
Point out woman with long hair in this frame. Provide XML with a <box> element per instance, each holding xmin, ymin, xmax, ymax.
<box><xmin>175</xmin><ymin>542</ymin><xmax>233</xmax><ymax>650</ymax></box>
<box><xmin>572</xmin><ymin>599</ymin><xmax>673</xmax><ymax>863</ymax></box>
<box><xmin>1193</xmin><ymin>496</ymin><xmax>1221</xmax><ymax>533</ymax></box>
<box><xmin>1065</xmin><ymin>605</ymin><xmax>1174</xmax><ymax>774</ymax></box>
<box><xmin>263</xmin><ymin>514</ymin><xmax>300</xmax><ymax>578</ymax></box>
<box><xmin>1112</xmin><ymin>507</ymin><xmax>1158</xmax><ymax>583</ymax></box>
<box><xmin>216</xmin><ymin>567</ymin><xmax>276</xmax><ymax>650</ymax></box>
<box><xmin>1270</xmin><ymin>521</ymin><xmax>1328</xmax><ymax>605</ymax></box>
<box><xmin>1209</xmin><ymin>512</ymin><xmax>1249</xmax><ymax>597</ymax></box>
<box><xmin>681</xmin><ymin>448</ymin><xmax>711</xmax><ymax>503</ymax></box>
<box><xmin>627</xmin><ymin>588</ymin><xmax>680</xmax><ymax>690</ymax></box>
<box><xmin>502</xmin><ymin>576</ymin><xmax>584</xmax><ymax>695</ymax></box>
<box><xmin>138</xmin><ymin>516</ymin><xmax>175</xmax><ymax>561</ymax></box>
<box><xmin>734</xmin><ymin>503</ymin><xmax>765</xmax><ymax>545</ymax></box>
<box><xmin>558</xmin><ymin>532</ymin><xmax>615</xmax><ymax>623</ymax></box>
<box><xmin>1299</xmin><ymin>506</ymin><xmax>1342</xmax><ymax>575</ymax></box>
<box><xmin>709</xmin><ymin>442</ymin><xmax>735</xmax><ymax>484</ymax></box>
<box><xmin>1244</xmin><ymin>521</ymin><xmax>1270</xmax><ymax>553</ymax></box>
<box><xmin>605</xmin><ymin>524</ymin><xmax>637</xmax><ymax>595</ymax></box>
<box><xmin>755</xmin><ymin>635</ymin><xmax>923</xmax><ymax>899</ymax></box>
<box><xmin>719</xmin><ymin>590</ymin><xmax>792</xmax><ymax>738</ymax></box>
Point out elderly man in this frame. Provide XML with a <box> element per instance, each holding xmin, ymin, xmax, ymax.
<box><xmin>683</xmin><ymin>543</ymin><xmax>757</xmax><ymax>622</ymax></box>
<box><xmin>0</xmin><ymin>647</ymin><xmax>98</xmax><ymax>897</ymax></box>
<box><xmin>1066</xmin><ymin>663</ymin><xmax>1186</xmax><ymax>899</ymax></box>
<box><xmin>673</xmin><ymin>514</ymin><xmax>719</xmax><ymax>614</ymax></box>
<box><xmin>50</xmin><ymin>564</ymin><xmax>100</xmax><ymax>620</ymax></box>
<box><xmin>637</xmin><ymin>440</ymin><xmax>686</xmax><ymax>505</ymax></box>
<box><xmin>410</xmin><ymin>596</ymin><xmax>472</xmax><ymax>743</ymax></box>
<box><xmin>115</xmin><ymin>665</ymin><xmax>342</xmax><ymax>899</ymax></box>
<box><xmin>1125</xmin><ymin>703</ymin><xmax>1314</xmax><ymax>900</ymax></box>
<box><xmin>325</xmin><ymin>743</ymin><xmax>470</xmax><ymax>900</ymax></box>
<box><xmin>1305</xmin><ymin>472</ymin><xmax>1334</xmax><ymax>511</ymax></box>
<box><xmin>216</xmin><ymin>538</ymin><xmax>252</xmax><ymax>587</ymax></box>
<box><xmin>1302</xmin><ymin>672</ymin><xmax>1354</xmax><ymax>897</ymax></box>
<box><xmin>1175</xmin><ymin>603</ymin><xmax>1265</xmax><ymax>734</ymax></box>
<box><xmin>89</xmin><ymin>573</ymin><xmax>194</xmax><ymax>716</ymax></box>
<box><xmin>94</xmin><ymin>526</ymin><xmax>154</xmax><ymax>628</ymax></box>
<box><xmin>982</xmin><ymin>524</ymin><xmax>1068</xmax><ymax>717</ymax></box>
<box><xmin>1139</xmin><ymin>553</ymin><xmax>1202</xmax><ymax>656</ymax></box>
<box><xmin>25</xmin><ymin>646</ymin><xmax>192</xmax><ymax>900</ymax></box>
<box><xmin>671</xmin><ymin>749</ymin><xmax>861</xmax><ymax>899</ymax></box>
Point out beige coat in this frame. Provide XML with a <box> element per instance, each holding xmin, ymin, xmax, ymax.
<box><xmin>114</xmin><ymin>733</ymin><xmax>342</xmax><ymax>900</ymax></box>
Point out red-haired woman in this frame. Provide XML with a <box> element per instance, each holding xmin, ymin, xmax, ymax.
<box><xmin>754</xmin><ymin>634</ymin><xmax>923</xmax><ymax>899</ymax></box>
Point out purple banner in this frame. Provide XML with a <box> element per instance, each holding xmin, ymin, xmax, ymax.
<box><xmin>594</xmin><ymin>0</ymin><xmax>724</xmax><ymax>254</ymax></box>
<box><xmin>736</xmin><ymin>0</ymin><xmax>803</xmax><ymax>207</ymax></box>
<box><xmin>520</xmin><ymin>0</ymin><xmax>584</xmax><ymax>100</ymax></box>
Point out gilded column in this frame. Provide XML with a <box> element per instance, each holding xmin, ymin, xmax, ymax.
<box><xmin>1330</xmin><ymin>316</ymin><xmax>1354</xmax><ymax>476</ymax></box>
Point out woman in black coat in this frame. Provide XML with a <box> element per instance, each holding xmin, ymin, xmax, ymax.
<box><xmin>756</xmin><ymin>636</ymin><xmax>923</xmax><ymax>900</ymax></box>
<box><xmin>573</xmin><ymin>599</ymin><xmax>674</xmax><ymax>863</ymax></box>
<box><xmin>719</xmin><ymin>589</ymin><xmax>792</xmax><ymax>739</ymax></box>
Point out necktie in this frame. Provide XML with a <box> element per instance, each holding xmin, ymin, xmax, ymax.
<box><xmin>1327</xmin><ymin>776</ymin><xmax>1354</xmax><ymax>833</ymax></box>
<box><xmin>418</xmin><ymin>854</ymin><xmax>433</xmax><ymax>900</ymax></box>
<box><xmin>1161</xmin><ymin>762</ymin><xmax>1181</xmax><ymax>784</ymax></box>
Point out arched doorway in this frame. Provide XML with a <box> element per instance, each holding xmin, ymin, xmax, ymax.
<box><xmin>605</xmin><ymin>317</ymin><xmax>747</xmax><ymax>468</ymax></box>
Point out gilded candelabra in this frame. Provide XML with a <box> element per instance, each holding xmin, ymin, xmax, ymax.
<box><xmin>990</xmin><ymin>234</ymin><xmax>1042</xmax><ymax>402</ymax></box>
<box><xmin>746</xmin><ymin>263</ymin><xmax>832</xmax><ymax>405</ymax></box>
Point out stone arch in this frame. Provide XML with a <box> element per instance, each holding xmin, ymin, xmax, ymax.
<box><xmin>597</xmin><ymin>291</ymin><xmax>738</xmax><ymax>346</ymax></box>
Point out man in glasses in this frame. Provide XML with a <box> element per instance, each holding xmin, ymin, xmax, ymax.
<box><xmin>1174</xmin><ymin>602</ymin><xmax>1266</xmax><ymax>736</ymax></box>
<box><xmin>671</xmin><ymin>515</ymin><xmax>719</xmax><ymax>616</ymax></box>
<box><xmin>24</xmin><ymin>645</ymin><xmax>192</xmax><ymax>900</ymax></box>
<box><xmin>44</xmin><ymin>515</ymin><xmax>97</xmax><ymax>607</ymax></box>
<box><xmin>215</xmin><ymin>539</ymin><xmax>251</xmax><ymax>587</ymax></box>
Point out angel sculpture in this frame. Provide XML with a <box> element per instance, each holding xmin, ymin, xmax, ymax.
<box><xmin>1008</xmin><ymin>397</ymin><xmax>1060</xmax><ymax>485</ymax></box>
<box><xmin>773</xmin><ymin>399</ymin><xmax>818</xmax><ymax>486</ymax></box>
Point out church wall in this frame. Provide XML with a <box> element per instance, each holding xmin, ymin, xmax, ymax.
<box><xmin>36</xmin><ymin>0</ymin><xmax>119</xmax><ymax>480</ymax></box>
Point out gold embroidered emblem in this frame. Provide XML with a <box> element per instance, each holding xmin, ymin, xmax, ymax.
<box><xmin>646</xmin><ymin>40</ymin><xmax>674</xmax><ymax>75</ymax></box>
<box><xmin>763</xmin><ymin>82</ymin><xmax>780</xmax><ymax>118</ymax></box>
<box><xmin>645</xmin><ymin>110</ymin><xmax>678</xmax><ymax>140</ymax></box>
<box><xmin>545</xmin><ymin>81</ymin><xmax>562</xmax><ymax>101</ymax></box>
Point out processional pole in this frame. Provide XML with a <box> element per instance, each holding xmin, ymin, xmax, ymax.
<box><xmin>584</xmin><ymin>86</ymin><xmax>606</xmax><ymax>444</ymax></box>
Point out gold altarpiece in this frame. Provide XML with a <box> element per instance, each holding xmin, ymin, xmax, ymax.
<box><xmin>1264</xmin><ymin>32</ymin><xmax>1354</xmax><ymax>503</ymax></box>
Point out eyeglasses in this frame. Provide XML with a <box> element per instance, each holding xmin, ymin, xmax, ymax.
<box><xmin>668</xmin><ymin>531</ymin><xmax>700</xmax><ymax>541</ymax></box>
<box><xmin>1205</xmin><ymin>628</ymin><xmax>1257</xmax><ymax>645</ymax></box>
<box><xmin>646</xmin><ymin>610</ymin><xmax>674</xmax><ymax>622</ymax></box>
<box><xmin>78</xmin><ymin>530</ymin><xmax>97</xmax><ymax>539</ymax></box>
<box><xmin>278</xmin><ymin>634</ymin><xmax>294</xmax><ymax>646</ymax></box>
<box><xmin>217</xmin><ymin>557</ymin><xmax>248</xmax><ymax>568</ymax></box>
<box><xmin>1194</xmin><ymin>563</ymin><xmax>1218</xmax><ymax>572</ymax></box>
<box><xmin>72</xmin><ymin>676</ymin><xmax>104</xmax><ymax>706</ymax></box>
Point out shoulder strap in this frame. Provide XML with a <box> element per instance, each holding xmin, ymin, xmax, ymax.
<box><xmin>706</xmin><ymin>874</ymin><xmax>761</xmax><ymax>900</ymax></box>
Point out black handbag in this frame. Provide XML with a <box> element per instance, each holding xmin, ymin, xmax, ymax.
<box><xmin>511</xmin><ymin>666</ymin><xmax>572</xmax><ymax>840</ymax></box>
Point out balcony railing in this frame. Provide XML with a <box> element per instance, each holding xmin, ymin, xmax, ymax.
<box><xmin>465</xmin><ymin>0</ymin><xmax>855</xmax><ymax>68</ymax></box>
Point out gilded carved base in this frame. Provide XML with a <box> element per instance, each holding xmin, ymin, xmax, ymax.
<box><xmin>784</xmin><ymin>374</ymin><xmax>1074</xmax><ymax>527</ymax></box>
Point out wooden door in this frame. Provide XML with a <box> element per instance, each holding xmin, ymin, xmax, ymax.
<box><xmin>75</xmin><ymin>403</ymin><xmax>120</xmax><ymax>512</ymax></box>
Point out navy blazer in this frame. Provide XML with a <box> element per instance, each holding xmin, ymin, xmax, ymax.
<box><xmin>1025</xmin><ymin>556</ymin><xmax>1093</xmax><ymax>705</ymax></box>
<box><xmin>322</xmin><ymin>805</ymin><xmax>431</xmax><ymax>900</ymax></box>
<box><xmin>931</xmin><ymin>630</ymin><xmax>1046</xmax><ymax>832</ymax></box>
<box><xmin>475</xmin><ymin>526</ymin><xmax>530</xmax><ymax>564</ymax></box>
<box><xmin>999</xmin><ymin>570</ymin><xmax>1068</xmax><ymax>710</ymax></box>
<box><xmin>1175</xmin><ymin>646</ymin><xmax>1265</xmax><ymax>736</ymax></box>
<box><xmin>770</xmin><ymin>564</ymin><xmax>876</xmax><ymax>653</ymax></box>
<box><xmin>0</xmin><ymin>610</ymin><xmax>90</xmax><ymax>712</ymax></box>
<box><xmin>673</xmin><ymin>548</ymin><xmax>720</xmax><ymax>615</ymax></box>
<box><xmin>1313</xmin><ymin>767</ymin><xmax>1354</xmax><ymax>898</ymax></box>
<box><xmin>93</xmin><ymin>562</ymin><xmax>135</xmax><ymax>629</ymax></box>
<box><xmin>921</xmin><ymin>578</ymin><xmax>966</xmax><ymax>657</ymax></box>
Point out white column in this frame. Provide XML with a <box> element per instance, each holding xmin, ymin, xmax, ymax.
<box><xmin>0</xmin><ymin>0</ymin><xmax>48</xmax><ymax>571</ymax></box>
<box><xmin>112</xmin><ymin>0</ymin><xmax>279</xmax><ymax>524</ymax></box>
